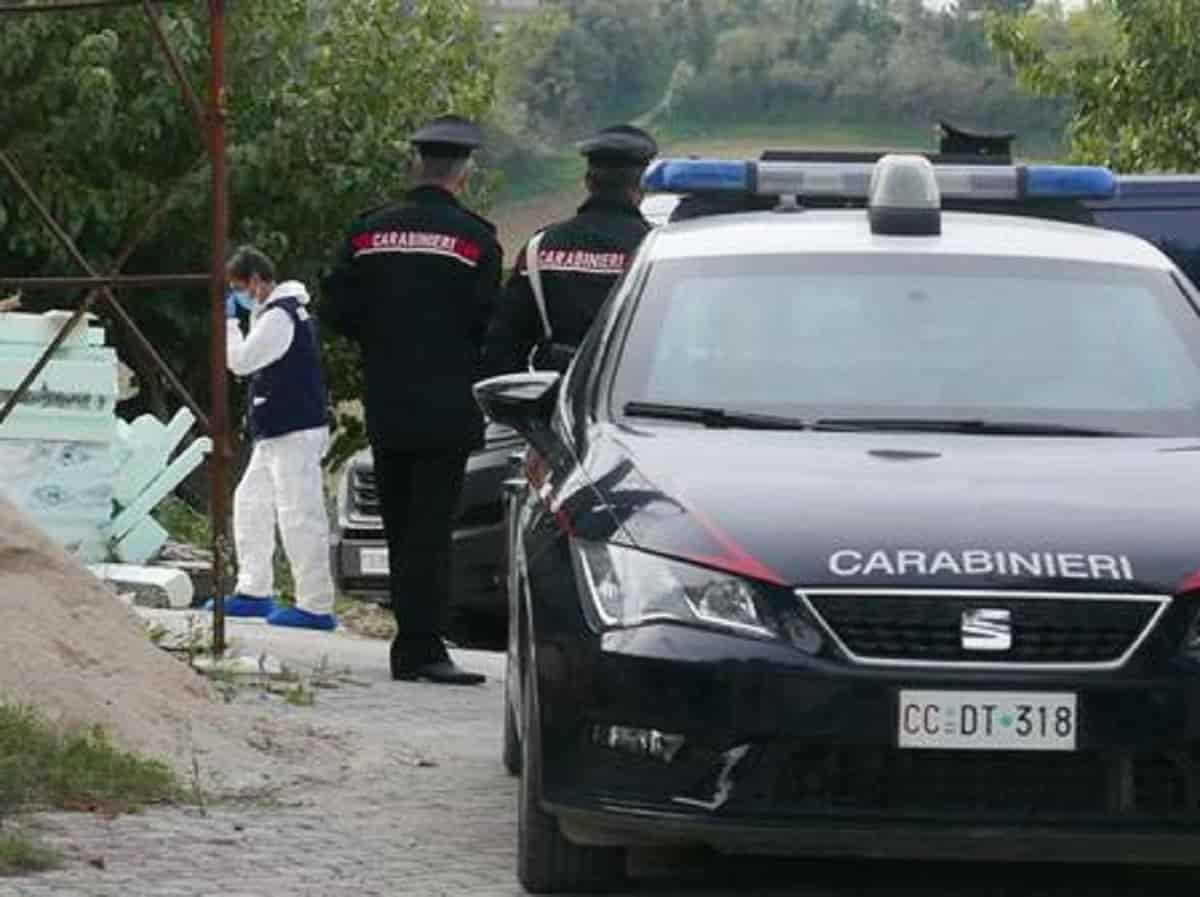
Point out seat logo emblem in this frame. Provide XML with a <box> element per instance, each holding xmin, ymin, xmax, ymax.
<box><xmin>961</xmin><ymin>609</ymin><xmax>1012</xmax><ymax>651</ymax></box>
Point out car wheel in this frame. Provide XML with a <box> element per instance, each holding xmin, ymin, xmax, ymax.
<box><xmin>503</xmin><ymin>667</ymin><xmax>521</xmax><ymax>776</ymax></box>
<box><xmin>517</xmin><ymin>653</ymin><xmax>627</xmax><ymax>893</ymax></box>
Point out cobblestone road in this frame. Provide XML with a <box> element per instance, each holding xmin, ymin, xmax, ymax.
<box><xmin>2</xmin><ymin>618</ymin><xmax>1197</xmax><ymax>897</ymax></box>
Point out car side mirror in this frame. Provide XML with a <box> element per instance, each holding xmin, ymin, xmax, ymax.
<box><xmin>473</xmin><ymin>372</ymin><xmax>561</xmax><ymax>453</ymax></box>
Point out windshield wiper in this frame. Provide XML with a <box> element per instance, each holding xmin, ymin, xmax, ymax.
<box><xmin>812</xmin><ymin>417</ymin><xmax>1132</xmax><ymax>437</ymax></box>
<box><xmin>624</xmin><ymin>401</ymin><xmax>812</xmax><ymax>431</ymax></box>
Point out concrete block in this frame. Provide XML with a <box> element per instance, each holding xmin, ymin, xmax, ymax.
<box><xmin>89</xmin><ymin>563</ymin><xmax>194</xmax><ymax>609</ymax></box>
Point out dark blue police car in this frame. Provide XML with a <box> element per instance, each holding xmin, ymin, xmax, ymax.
<box><xmin>476</xmin><ymin>153</ymin><xmax>1200</xmax><ymax>892</ymax></box>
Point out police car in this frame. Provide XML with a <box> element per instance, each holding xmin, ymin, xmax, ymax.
<box><xmin>475</xmin><ymin>153</ymin><xmax>1200</xmax><ymax>893</ymax></box>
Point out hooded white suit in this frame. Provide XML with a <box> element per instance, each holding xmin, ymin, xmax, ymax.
<box><xmin>226</xmin><ymin>280</ymin><xmax>335</xmax><ymax>615</ymax></box>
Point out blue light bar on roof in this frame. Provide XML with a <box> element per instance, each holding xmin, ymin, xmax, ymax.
<box><xmin>641</xmin><ymin>159</ymin><xmax>750</xmax><ymax>193</ymax></box>
<box><xmin>1023</xmin><ymin>165</ymin><xmax>1116</xmax><ymax>199</ymax></box>
<box><xmin>641</xmin><ymin>158</ymin><xmax>1118</xmax><ymax>202</ymax></box>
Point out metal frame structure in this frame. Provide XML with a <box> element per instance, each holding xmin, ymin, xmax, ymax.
<box><xmin>0</xmin><ymin>0</ymin><xmax>232</xmax><ymax>653</ymax></box>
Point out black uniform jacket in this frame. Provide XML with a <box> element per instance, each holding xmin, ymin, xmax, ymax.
<box><xmin>321</xmin><ymin>186</ymin><xmax>503</xmax><ymax>451</ymax></box>
<box><xmin>483</xmin><ymin>194</ymin><xmax>650</xmax><ymax>376</ymax></box>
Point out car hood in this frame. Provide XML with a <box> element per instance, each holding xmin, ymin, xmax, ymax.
<box><xmin>577</xmin><ymin>423</ymin><xmax>1200</xmax><ymax>594</ymax></box>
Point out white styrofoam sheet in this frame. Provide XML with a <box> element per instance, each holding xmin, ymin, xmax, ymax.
<box><xmin>0</xmin><ymin>312</ymin><xmax>97</xmax><ymax>349</ymax></box>
<box><xmin>88</xmin><ymin>563</ymin><xmax>193</xmax><ymax>609</ymax></box>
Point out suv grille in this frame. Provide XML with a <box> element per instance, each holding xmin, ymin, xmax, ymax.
<box><xmin>803</xmin><ymin>590</ymin><xmax>1165</xmax><ymax>668</ymax></box>
<box><xmin>351</xmin><ymin>469</ymin><xmax>379</xmax><ymax>517</ymax></box>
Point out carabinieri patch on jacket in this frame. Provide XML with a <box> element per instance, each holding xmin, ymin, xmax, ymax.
<box><xmin>528</xmin><ymin>249</ymin><xmax>628</xmax><ymax>275</ymax></box>
<box><xmin>351</xmin><ymin>230</ymin><xmax>482</xmax><ymax>267</ymax></box>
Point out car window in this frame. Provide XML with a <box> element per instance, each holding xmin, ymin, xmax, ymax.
<box><xmin>611</xmin><ymin>253</ymin><xmax>1200</xmax><ymax>436</ymax></box>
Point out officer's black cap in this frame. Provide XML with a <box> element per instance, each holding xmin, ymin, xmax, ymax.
<box><xmin>578</xmin><ymin>124</ymin><xmax>658</xmax><ymax>169</ymax></box>
<box><xmin>410</xmin><ymin>115</ymin><xmax>483</xmax><ymax>159</ymax></box>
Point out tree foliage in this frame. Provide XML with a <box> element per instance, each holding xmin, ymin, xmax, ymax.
<box><xmin>493</xmin><ymin>0</ymin><xmax>1067</xmax><ymax>153</ymax></box>
<box><xmin>987</xmin><ymin>1</ymin><xmax>1200</xmax><ymax>172</ymax></box>
<box><xmin>1</xmin><ymin>0</ymin><xmax>495</xmax><ymax>468</ymax></box>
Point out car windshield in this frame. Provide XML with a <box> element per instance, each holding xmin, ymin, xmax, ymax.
<box><xmin>611</xmin><ymin>253</ymin><xmax>1200</xmax><ymax>437</ymax></box>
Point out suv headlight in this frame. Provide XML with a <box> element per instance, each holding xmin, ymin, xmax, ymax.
<box><xmin>572</xmin><ymin>540</ymin><xmax>821</xmax><ymax>652</ymax></box>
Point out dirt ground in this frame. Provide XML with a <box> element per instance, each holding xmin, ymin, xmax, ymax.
<box><xmin>0</xmin><ymin>498</ymin><xmax>354</xmax><ymax>797</ymax></box>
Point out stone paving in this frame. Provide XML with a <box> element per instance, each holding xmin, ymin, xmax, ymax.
<box><xmin>2</xmin><ymin>617</ymin><xmax>1198</xmax><ymax>897</ymax></box>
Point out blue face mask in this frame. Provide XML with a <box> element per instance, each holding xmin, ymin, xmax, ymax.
<box><xmin>229</xmin><ymin>288</ymin><xmax>255</xmax><ymax>312</ymax></box>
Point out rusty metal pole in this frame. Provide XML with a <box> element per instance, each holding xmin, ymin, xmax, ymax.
<box><xmin>208</xmin><ymin>0</ymin><xmax>230</xmax><ymax>656</ymax></box>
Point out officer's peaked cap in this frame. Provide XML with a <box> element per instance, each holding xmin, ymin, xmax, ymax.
<box><xmin>579</xmin><ymin>124</ymin><xmax>658</xmax><ymax>168</ymax></box>
<box><xmin>410</xmin><ymin>115</ymin><xmax>483</xmax><ymax>159</ymax></box>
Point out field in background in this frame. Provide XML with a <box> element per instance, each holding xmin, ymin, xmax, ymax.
<box><xmin>490</xmin><ymin>120</ymin><xmax>1065</xmax><ymax>262</ymax></box>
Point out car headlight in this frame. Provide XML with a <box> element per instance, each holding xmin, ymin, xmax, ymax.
<box><xmin>572</xmin><ymin>540</ymin><xmax>820</xmax><ymax>651</ymax></box>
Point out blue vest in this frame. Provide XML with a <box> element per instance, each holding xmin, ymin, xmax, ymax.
<box><xmin>247</xmin><ymin>297</ymin><xmax>329</xmax><ymax>441</ymax></box>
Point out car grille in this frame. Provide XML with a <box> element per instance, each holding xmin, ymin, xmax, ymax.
<box><xmin>766</xmin><ymin>745</ymin><xmax>1200</xmax><ymax>822</ymax></box>
<box><xmin>351</xmin><ymin>469</ymin><xmax>379</xmax><ymax>516</ymax></box>
<box><xmin>803</xmin><ymin>590</ymin><xmax>1164</xmax><ymax>668</ymax></box>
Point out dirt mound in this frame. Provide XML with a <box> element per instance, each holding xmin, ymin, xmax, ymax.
<box><xmin>0</xmin><ymin>497</ymin><xmax>283</xmax><ymax>789</ymax></box>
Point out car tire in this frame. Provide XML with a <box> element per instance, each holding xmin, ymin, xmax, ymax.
<box><xmin>503</xmin><ymin>672</ymin><xmax>521</xmax><ymax>776</ymax></box>
<box><xmin>517</xmin><ymin>655</ymin><xmax>627</xmax><ymax>893</ymax></box>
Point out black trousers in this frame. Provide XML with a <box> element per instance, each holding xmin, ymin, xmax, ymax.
<box><xmin>371</xmin><ymin>446</ymin><xmax>469</xmax><ymax>666</ymax></box>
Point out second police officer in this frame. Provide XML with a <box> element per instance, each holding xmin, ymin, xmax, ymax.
<box><xmin>321</xmin><ymin>115</ymin><xmax>502</xmax><ymax>686</ymax></box>
<box><xmin>483</xmin><ymin>124</ymin><xmax>658</xmax><ymax>375</ymax></box>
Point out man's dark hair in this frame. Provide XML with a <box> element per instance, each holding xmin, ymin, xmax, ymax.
<box><xmin>413</xmin><ymin>154</ymin><xmax>470</xmax><ymax>185</ymax></box>
<box><xmin>586</xmin><ymin>165</ymin><xmax>644</xmax><ymax>196</ymax></box>
<box><xmin>227</xmin><ymin>245</ymin><xmax>276</xmax><ymax>282</ymax></box>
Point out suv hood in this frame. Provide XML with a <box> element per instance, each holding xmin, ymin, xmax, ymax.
<box><xmin>580</xmin><ymin>425</ymin><xmax>1200</xmax><ymax>594</ymax></box>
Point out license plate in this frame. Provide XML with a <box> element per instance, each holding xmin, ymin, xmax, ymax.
<box><xmin>359</xmin><ymin>547</ymin><xmax>389</xmax><ymax>575</ymax></box>
<box><xmin>898</xmin><ymin>690</ymin><xmax>1077</xmax><ymax>751</ymax></box>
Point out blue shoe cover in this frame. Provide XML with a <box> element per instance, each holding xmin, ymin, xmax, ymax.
<box><xmin>266</xmin><ymin>605</ymin><xmax>338</xmax><ymax>631</ymax></box>
<box><xmin>202</xmin><ymin>594</ymin><xmax>274</xmax><ymax>617</ymax></box>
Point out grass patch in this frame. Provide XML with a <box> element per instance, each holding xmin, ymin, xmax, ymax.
<box><xmin>0</xmin><ymin>830</ymin><xmax>60</xmax><ymax>876</ymax></box>
<box><xmin>153</xmin><ymin>495</ymin><xmax>212</xmax><ymax>547</ymax></box>
<box><xmin>0</xmin><ymin>706</ymin><xmax>177</xmax><ymax>816</ymax></box>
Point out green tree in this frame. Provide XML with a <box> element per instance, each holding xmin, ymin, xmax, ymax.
<box><xmin>514</xmin><ymin>0</ymin><xmax>668</xmax><ymax>137</ymax></box>
<box><xmin>0</xmin><ymin>0</ymin><xmax>496</xmax><ymax>469</ymax></box>
<box><xmin>988</xmin><ymin>0</ymin><xmax>1196</xmax><ymax>171</ymax></box>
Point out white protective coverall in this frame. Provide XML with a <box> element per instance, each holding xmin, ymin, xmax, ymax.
<box><xmin>226</xmin><ymin>281</ymin><xmax>335</xmax><ymax>615</ymax></box>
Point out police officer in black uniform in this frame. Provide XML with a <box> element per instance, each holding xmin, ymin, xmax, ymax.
<box><xmin>321</xmin><ymin>115</ymin><xmax>502</xmax><ymax>685</ymax></box>
<box><xmin>483</xmin><ymin>124</ymin><xmax>657</xmax><ymax>375</ymax></box>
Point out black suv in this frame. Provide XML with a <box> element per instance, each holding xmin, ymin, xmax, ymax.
<box><xmin>331</xmin><ymin>421</ymin><xmax>523</xmax><ymax>640</ymax></box>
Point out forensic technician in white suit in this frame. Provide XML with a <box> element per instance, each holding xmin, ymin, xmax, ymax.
<box><xmin>205</xmin><ymin>245</ymin><xmax>338</xmax><ymax>630</ymax></box>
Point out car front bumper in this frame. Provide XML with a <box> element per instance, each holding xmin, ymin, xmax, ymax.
<box><xmin>537</xmin><ymin>622</ymin><xmax>1200</xmax><ymax>861</ymax></box>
